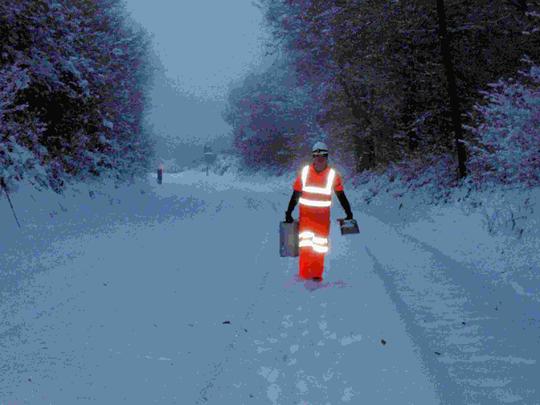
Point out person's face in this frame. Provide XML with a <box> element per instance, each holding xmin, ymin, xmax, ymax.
<box><xmin>313</xmin><ymin>154</ymin><xmax>328</xmax><ymax>172</ymax></box>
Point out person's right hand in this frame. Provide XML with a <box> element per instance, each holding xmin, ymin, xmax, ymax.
<box><xmin>285</xmin><ymin>211</ymin><xmax>294</xmax><ymax>223</ymax></box>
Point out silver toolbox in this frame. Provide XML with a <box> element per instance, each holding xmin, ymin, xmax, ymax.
<box><xmin>280</xmin><ymin>220</ymin><xmax>299</xmax><ymax>257</ymax></box>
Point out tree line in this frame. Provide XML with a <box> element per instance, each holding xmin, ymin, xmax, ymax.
<box><xmin>225</xmin><ymin>0</ymin><xmax>540</xmax><ymax>186</ymax></box>
<box><xmin>0</xmin><ymin>0</ymin><xmax>154</xmax><ymax>195</ymax></box>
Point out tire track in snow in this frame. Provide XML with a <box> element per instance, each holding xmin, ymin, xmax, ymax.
<box><xmin>194</xmin><ymin>191</ymin><xmax>288</xmax><ymax>403</ymax></box>
<box><xmin>364</xmin><ymin>247</ymin><xmax>466</xmax><ymax>405</ymax></box>
<box><xmin>213</xmin><ymin>214</ymin><xmax>441</xmax><ymax>405</ymax></box>
<box><xmin>364</xmin><ymin>214</ymin><xmax>538</xmax><ymax>404</ymax></box>
<box><xmin>195</xmin><ymin>229</ymin><xmax>272</xmax><ymax>404</ymax></box>
<box><xmin>393</xmin><ymin>232</ymin><xmax>539</xmax><ymax>404</ymax></box>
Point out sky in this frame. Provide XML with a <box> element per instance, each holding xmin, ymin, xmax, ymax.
<box><xmin>124</xmin><ymin>0</ymin><xmax>270</xmax><ymax>102</ymax></box>
<box><xmin>123</xmin><ymin>0</ymin><xmax>273</xmax><ymax>164</ymax></box>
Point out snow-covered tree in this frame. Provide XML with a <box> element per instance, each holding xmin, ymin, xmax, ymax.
<box><xmin>256</xmin><ymin>0</ymin><xmax>540</xmax><ymax>176</ymax></box>
<box><xmin>223</xmin><ymin>58</ymin><xmax>320</xmax><ymax>173</ymax></box>
<box><xmin>466</xmin><ymin>60</ymin><xmax>540</xmax><ymax>187</ymax></box>
<box><xmin>0</xmin><ymin>0</ymin><xmax>153</xmax><ymax>194</ymax></box>
<box><xmin>0</xmin><ymin>63</ymin><xmax>49</xmax><ymax>189</ymax></box>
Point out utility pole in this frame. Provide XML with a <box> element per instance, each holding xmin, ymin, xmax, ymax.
<box><xmin>204</xmin><ymin>145</ymin><xmax>216</xmax><ymax>177</ymax></box>
<box><xmin>157</xmin><ymin>164</ymin><xmax>163</xmax><ymax>184</ymax></box>
<box><xmin>1</xmin><ymin>177</ymin><xmax>21</xmax><ymax>229</ymax></box>
<box><xmin>436</xmin><ymin>0</ymin><xmax>467</xmax><ymax>179</ymax></box>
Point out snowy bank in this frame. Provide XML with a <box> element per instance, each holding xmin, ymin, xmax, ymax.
<box><xmin>344</xmin><ymin>174</ymin><xmax>540</xmax><ymax>403</ymax></box>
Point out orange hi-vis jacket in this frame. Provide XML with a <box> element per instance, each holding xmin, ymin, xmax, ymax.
<box><xmin>293</xmin><ymin>164</ymin><xmax>344</xmax><ymax>279</ymax></box>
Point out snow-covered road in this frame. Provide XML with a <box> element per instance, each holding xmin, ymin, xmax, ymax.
<box><xmin>0</xmin><ymin>174</ymin><xmax>439</xmax><ymax>404</ymax></box>
<box><xmin>1</xmin><ymin>172</ymin><xmax>537</xmax><ymax>404</ymax></box>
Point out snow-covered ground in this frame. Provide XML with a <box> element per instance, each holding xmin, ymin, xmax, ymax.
<box><xmin>0</xmin><ymin>168</ymin><xmax>538</xmax><ymax>404</ymax></box>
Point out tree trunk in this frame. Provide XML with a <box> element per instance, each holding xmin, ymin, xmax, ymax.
<box><xmin>337</xmin><ymin>74</ymin><xmax>370</xmax><ymax>171</ymax></box>
<box><xmin>436</xmin><ymin>0</ymin><xmax>467</xmax><ymax>179</ymax></box>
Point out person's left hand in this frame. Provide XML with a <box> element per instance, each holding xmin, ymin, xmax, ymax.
<box><xmin>285</xmin><ymin>211</ymin><xmax>294</xmax><ymax>223</ymax></box>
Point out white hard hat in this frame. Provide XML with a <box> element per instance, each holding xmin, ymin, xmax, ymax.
<box><xmin>312</xmin><ymin>141</ymin><xmax>328</xmax><ymax>156</ymax></box>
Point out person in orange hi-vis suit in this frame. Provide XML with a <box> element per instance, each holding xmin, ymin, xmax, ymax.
<box><xmin>285</xmin><ymin>141</ymin><xmax>354</xmax><ymax>281</ymax></box>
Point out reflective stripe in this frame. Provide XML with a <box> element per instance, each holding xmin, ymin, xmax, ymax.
<box><xmin>301</xmin><ymin>165</ymin><xmax>309</xmax><ymax>189</ymax></box>
<box><xmin>298</xmin><ymin>230</ymin><xmax>329</xmax><ymax>253</ymax></box>
<box><xmin>301</xmin><ymin>165</ymin><xmax>336</xmax><ymax>196</ymax></box>
<box><xmin>299</xmin><ymin>231</ymin><xmax>328</xmax><ymax>245</ymax></box>
<box><xmin>299</xmin><ymin>240</ymin><xmax>328</xmax><ymax>253</ymax></box>
<box><xmin>313</xmin><ymin>245</ymin><xmax>328</xmax><ymax>254</ymax></box>
<box><xmin>313</xmin><ymin>235</ymin><xmax>328</xmax><ymax>245</ymax></box>
<box><xmin>299</xmin><ymin>197</ymin><xmax>331</xmax><ymax>207</ymax></box>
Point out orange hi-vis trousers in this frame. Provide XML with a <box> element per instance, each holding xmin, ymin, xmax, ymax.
<box><xmin>298</xmin><ymin>205</ymin><xmax>330</xmax><ymax>279</ymax></box>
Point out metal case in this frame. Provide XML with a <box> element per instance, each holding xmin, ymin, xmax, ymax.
<box><xmin>280</xmin><ymin>220</ymin><xmax>299</xmax><ymax>257</ymax></box>
<box><xmin>337</xmin><ymin>218</ymin><xmax>360</xmax><ymax>235</ymax></box>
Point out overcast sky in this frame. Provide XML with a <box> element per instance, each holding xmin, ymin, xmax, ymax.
<box><xmin>123</xmin><ymin>0</ymin><xmax>272</xmax><ymax>162</ymax></box>
<box><xmin>124</xmin><ymin>0</ymin><xmax>269</xmax><ymax>102</ymax></box>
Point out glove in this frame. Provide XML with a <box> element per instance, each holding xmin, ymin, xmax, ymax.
<box><xmin>345</xmin><ymin>212</ymin><xmax>354</xmax><ymax>220</ymax></box>
<box><xmin>285</xmin><ymin>211</ymin><xmax>294</xmax><ymax>223</ymax></box>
